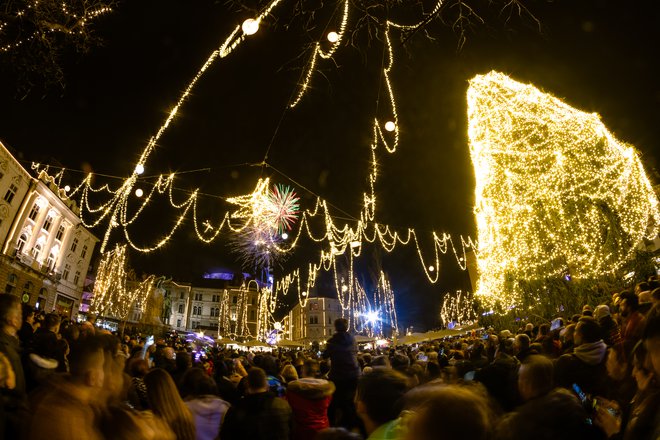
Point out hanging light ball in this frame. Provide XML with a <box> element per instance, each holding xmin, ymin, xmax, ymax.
<box><xmin>384</xmin><ymin>121</ymin><xmax>396</xmax><ymax>132</ymax></box>
<box><xmin>135</xmin><ymin>188</ymin><xmax>144</xmax><ymax>198</ymax></box>
<box><xmin>327</xmin><ymin>31</ymin><xmax>339</xmax><ymax>43</ymax></box>
<box><xmin>135</xmin><ymin>164</ymin><xmax>145</xmax><ymax>175</ymax></box>
<box><xmin>242</xmin><ymin>18</ymin><xmax>260</xmax><ymax>35</ymax></box>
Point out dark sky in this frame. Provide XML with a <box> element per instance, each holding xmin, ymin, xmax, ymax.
<box><xmin>1</xmin><ymin>0</ymin><xmax>658</xmax><ymax>330</ymax></box>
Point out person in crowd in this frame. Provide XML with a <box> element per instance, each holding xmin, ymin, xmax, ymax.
<box><xmin>594</xmin><ymin>304</ymin><xmax>621</xmax><ymax>347</ymax></box>
<box><xmin>81</xmin><ymin>313</ymin><xmax>97</xmax><ymax>336</ymax></box>
<box><xmin>561</xmin><ymin>323</ymin><xmax>577</xmax><ymax>354</ymax></box>
<box><xmin>179</xmin><ymin>367</ymin><xmax>230</xmax><ymax>440</ymax></box>
<box><xmin>0</xmin><ymin>294</ymin><xmax>26</xmax><ymax>438</ymax></box>
<box><xmin>99</xmin><ymin>403</ymin><xmax>175</xmax><ymax>440</ymax></box>
<box><xmin>618</xmin><ymin>290</ymin><xmax>646</xmax><ymax>355</ymax></box>
<box><xmin>323</xmin><ymin>318</ymin><xmax>361</xmax><ymax>430</ymax></box>
<box><xmin>281</xmin><ymin>363</ymin><xmax>299</xmax><ymax>384</ymax></box>
<box><xmin>127</xmin><ymin>357</ymin><xmax>150</xmax><ymax>409</ymax></box>
<box><xmin>17</xmin><ymin>304</ymin><xmax>35</xmax><ymax>348</ymax></box>
<box><xmin>495</xmin><ymin>388</ymin><xmax>602</xmax><ymax>440</ymax></box>
<box><xmin>221</xmin><ymin>367</ymin><xmax>292</xmax><ymax>440</ymax></box>
<box><xmin>518</xmin><ymin>355</ymin><xmax>554</xmax><ymax>402</ymax></box>
<box><xmin>144</xmin><ymin>367</ymin><xmax>196</xmax><ymax>440</ymax></box>
<box><xmin>513</xmin><ymin>333</ymin><xmax>535</xmax><ymax>363</ymax></box>
<box><xmin>404</xmin><ymin>384</ymin><xmax>493</xmax><ymax>440</ymax></box>
<box><xmin>316</xmin><ymin>427</ymin><xmax>364</xmax><ymax>440</ymax></box>
<box><xmin>27</xmin><ymin>336</ymin><xmax>106</xmax><ymax>440</ymax></box>
<box><xmin>603</xmin><ymin>344</ymin><xmax>636</xmax><ymax>415</ymax></box>
<box><xmin>555</xmin><ymin>316</ymin><xmax>608</xmax><ymax>396</ymax></box>
<box><xmin>355</xmin><ymin>367</ymin><xmax>408</xmax><ymax>439</ymax></box>
<box><xmin>286</xmin><ymin>359</ymin><xmax>336</xmax><ymax>440</ymax></box>
<box><xmin>172</xmin><ymin>350</ymin><xmax>192</xmax><ymax>386</ymax></box>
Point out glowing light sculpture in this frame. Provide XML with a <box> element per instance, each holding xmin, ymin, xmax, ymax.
<box><xmin>468</xmin><ymin>71</ymin><xmax>660</xmax><ymax>309</ymax></box>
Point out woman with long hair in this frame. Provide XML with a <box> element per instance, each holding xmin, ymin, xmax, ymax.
<box><xmin>144</xmin><ymin>368</ymin><xmax>196</xmax><ymax>440</ymax></box>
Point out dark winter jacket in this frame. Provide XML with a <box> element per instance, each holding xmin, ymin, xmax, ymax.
<box><xmin>220</xmin><ymin>391</ymin><xmax>291</xmax><ymax>440</ymax></box>
<box><xmin>322</xmin><ymin>332</ymin><xmax>360</xmax><ymax>382</ymax></box>
<box><xmin>554</xmin><ymin>340</ymin><xmax>608</xmax><ymax>396</ymax></box>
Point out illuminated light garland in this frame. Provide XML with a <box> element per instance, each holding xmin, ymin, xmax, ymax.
<box><xmin>440</xmin><ymin>289</ymin><xmax>476</xmax><ymax>327</ymax></box>
<box><xmin>65</xmin><ymin>0</ymin><xmax>482</xmax><ymax>321</ymax></box>
<box><xmin>467</xmin><ymin>71</ymin><xmax>660</xmax><ymax>310</ymax></box>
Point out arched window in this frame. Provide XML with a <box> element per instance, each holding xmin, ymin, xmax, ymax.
<box><xmin>32</xmin><ymin>243</ymin><xmax>42</xmax><ymax>260</ymax></box>
<box><xmin>16</xmin><ymin>234</ymin><xmax>27</xmax><ymax>253</ymax></box>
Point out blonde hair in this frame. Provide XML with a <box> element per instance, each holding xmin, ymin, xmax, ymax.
<box><xmin>144</xmin><ymin>368</ymin><xmax>196</xmax><ymax>440</ymax></box>
<box><xmin>281</xmin><ymin>364</ymin><xmax>299</xmax><ymax>382</ymax></box>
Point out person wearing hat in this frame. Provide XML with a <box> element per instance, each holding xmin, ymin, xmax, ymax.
<box><xmin>594</xmin><ymin>305</ymin><xmax>621</xmax><ymax>347</ymax></box>
<box><xmin>582</xmin><ymin>305</ymin><xmax>594</xmax><ymax>317</ymax></box>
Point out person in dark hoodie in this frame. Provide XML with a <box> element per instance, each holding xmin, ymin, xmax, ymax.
<box><xmin>286</xmin><ymin>359</ymin><xmax>336</xmax><ymax>440</ymax></box>
<box><xmin>221</xmin><ymin>367</ymin><xmax>291</xmax><ymax>440</ymax></box>
<box><xmin>180</xmin><ymin>367</ymin><xmax>230</xmax><ymax>440</ymax></box>
<box><xmin>323</xmin><ymin>318</ymin><xmax>361</xmax><ymax>430</ymax></box>
<box><xmin>555</xmin><ymin>316</ymin><xmax>608</xmax><ymax>396</ymax></box>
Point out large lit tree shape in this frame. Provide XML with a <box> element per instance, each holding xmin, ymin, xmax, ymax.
<box><xmin>468</xmin><ymin>71</ymin><xmax>660</xmax><ymax>309</ymax></box>
<box><xmin>90</xmin><ymin>244</ymin><xmax>156</xmax><ymax>319</ymax></box>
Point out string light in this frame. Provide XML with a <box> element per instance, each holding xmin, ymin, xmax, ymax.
<box><xmin>440</xmin><ymin>290</ymin><xmax>476</xmax><ymax>327</ymax></box>
<box><xmin>467</xmin><ymin>71</ymin><xmax>660</xmax><ymax>310</ymax></box>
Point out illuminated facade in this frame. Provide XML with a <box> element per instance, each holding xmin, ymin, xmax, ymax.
<box><xmin>0</xmin><ymin>141</ymin><xmax>98</xmax><ymax>317</ymax></box>
<box><xmin>161</xmin><ymin>276</ymin><xmax>260</xmax><ymax>337</ymax></box>
<box><xmin>287</xmin><ymin>296</ymin><xmax>342</xmax><ymax>343</ymax></box>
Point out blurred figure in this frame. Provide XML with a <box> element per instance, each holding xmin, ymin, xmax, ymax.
<box><xmin>221</xmin><ymin>367</ymin><xmax>292</xmax><ymax>440</ymax></box>
<box><xmin>316</xmin><ymin>427</ymin><xmax>363</xmax><ymax>440</ymax></box>
<box><xmin>17</xmin><ymin>304</ymin><xmax>35</xmax><ymax>348</ymax></box>
<box><xmin>281</xmin><ymin>364</ymin><xmax>299</xmax><ymax>384</ymax></box>
<box><xmin>618</xmin><ymin>290</ymin><xmax>646</xmax><ymax>355</ymax></box>
<box><xmin>405</xmin><ymin>384</ymin><xmax>493</xmax><ymax>440</ymax></box>
<box><xmin>286</xmin><ymin>359</ymin><xmax>336</xmax><ymax>440</ymax></box>
<box><xmin>495</xmin><ymin>389</ymin><xmax>600</xmax><ymax>440</ymax></box>
<box><xmin>355</xmin><ymin>368</ymin><xmax>408</xmax><ymax>439</ymax></box>
<box><xmin>518</xmin><ymin>355</ymin><xmax>553</xmax><ymax>402</ymax></box>
<box><xmin>179</xmin><ymin>367</ymin><xmax>230</xmax><ymax>440</ymax></box>
<box><xmin>144</xmin><ymin>368</ymin><xmax>196</xmax><ymax>440</ymax></box>
<box><xmin>27</xmin><ymin>336</ymin><xmax>106</xmax><ymax>440</ymax></box>
<box><xmin>323</xmin><ymin>318</ymin><xmax>361</xmax><ymax>430</ymax></box>
<box><xmin>127</xmin><ymin>358</ymin><xmax>150</xmax><ymax>410</ymax></box>
<box><xmin>0</xmin><ymin>294</ymin><xmax>26</xmax><ymax>438</ymax></box>
<box><xmin>594</xmin><ymin>305</ymin><xmax>621</xmax><ymax>347</ymax></box>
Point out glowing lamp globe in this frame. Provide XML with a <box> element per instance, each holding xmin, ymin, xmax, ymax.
<box><xmin>242</xmin><ymin>19</ymin><xmax>259</xmax><ymax>35</ymax></box>
<box><xmin>327</xmin><ymin>31</ymin><xmax>339</xmax><ymax>43</ymax></box>
<box><xmin>281</xmin><ymin>232</ymin><xmax>289</xmax><ymax>240</ymax></box>
<box><xmin>64</xmin><ymin>185</ymin><xmax>71</xmax><ymax>192</ymax></box>
<box><xmin>428</xmin><ymin>265</ymin><xmax>435</xmax><ymax>272</ymax></box>
<box><xmin>135</xmin><ymin>164</ymin><xmax>145</xmax><ymax>175</ymax></box>
<box><xmin>384</xmin><ymin>121</ymin><xmax>396</xmax><ymax>132</ymax></box>
<box><xmin>273</xmin><ymin>321</ymin><xmax>282</xmax><ymax>330</ymax></box>
<box><xmin>135</xmin><ymin>188</ymin><xmax>144</xmax><ymax>198</ymax></box>
<box><xmin>341</xmin><ymin>285</ymin><xmax>348</xmax><ymax>293</ymax></box>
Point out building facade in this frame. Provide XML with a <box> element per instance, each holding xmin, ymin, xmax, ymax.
<box><xmin>160</xmin><ymin>277</ymin><xmax>260</xmax><ymax>338</ymax></box>
<box><xmin>287</xmin><ymin>296</ymin><xmax>342</xmax><ymax>343</ymax></box>
<box><xmin>0</xmin><ymin>141</ymin><xmax>98</xmax><ymax>317</ymax></box>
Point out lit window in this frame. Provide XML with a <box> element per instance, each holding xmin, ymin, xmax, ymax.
<box><xmin>42</xmin><ymin>216</ymin><xmax>53</xmax><ymax>231</ymax></box>
<box><xmin>55</xmin><ymin>225</ymin><xmax>65</xmax><ymax>241</ymax></box>
<box><xmin>28</xmin><ymin>204</ymin><xmax>40</xmax><ymax>221</ymax></box>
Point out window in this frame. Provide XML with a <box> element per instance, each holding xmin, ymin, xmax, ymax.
<box><xmin>4</xmin><ymin>184</ymin><xmax>18</xmax><ymax>204</ymax></box>
<box><xmin>210</xmin><ymin>308</ymin><xmax>215</xmax><ymax>317</ymax></box>
<box><xmin>309</xmin><ymin>315</ymin><xmax>318</xmax><ymax>324</ymax></box>
<box><xmin>16</xmin><ymin>234</ymin><xmax>27</xmax><ymax>253</ymax></box>
<box><xmin>42</xmin><ymin>215</ymin><xmax>53</xmax><ymax>231</ymax></box>
<box><xmin>180</xmin><ymin>292</ymin><xmax>184</xmax><ymax>299</ymax></box>
<box><xmin>211</xmin><ymin>307</ymin><xmax>219</xmax><ymax>317</ymax></box>
<box><xmin>31</xmin><ymin>243</ymin><xmax>42</xmax><ymax>260</ymax></box>
<box><xmin>194</xmin><ymin>293</ymin><xmax>203</xmax><ymax>301</ymax></box>
<box><xmin>62</xmin><ymin>264</ymin><xmax>71</xmax><ymax>281</ymax></box>
<box><xmin>46</xmin><ymin>252</ymin><xmax>56</xmax><ymax>269</ymax></box>
<box><xmin>177</xmin><ymin>319</ymin><xmax>181</xmax><ymax>327</ymax></box>
<box><xmin>73</xmin><ymin>271</ymin><xmax>81</xmax><ymax>285</ymax></box>
<box><xmin>250</xmin><ymin>310</ymin><xmax>256</xmax><ymax>320</ymax></box>
<box><xmin>192</xmin><ymin>306</ymin><xmax>197</xmax><ymax>315</ymax></box>
<box><xmin>28</xmin><ymin>204</ymin><xmax>40</xmax><ymax>221</ymax></box>
<box><xmin>22</xmin><ymin>282</ymin><xmax>33</xmax><ymax>302</ymax></box>
<box><xmin>55</xmin><ymin>225</ymin><xmax>65</xmax><ymax>241</ymax></box>
<box><xmin>178</xmin><ymin>304</ymin><xmax>184</xmax><ymax>314</ymax></box>
<box><xmin>232</xmin><ymin>296</ymin><xmax>238</xmax><ymax>304</ymax></box>
<box><xmin>81</xmin><ymin>245</ymin><xmax>88</xmax><ymax>259</ymax></box>
<box><xmin>70</xmin><ymin>237</ymin><xmax>78</xmax><ymax>252</ymax></box>
<box><xmin>5</xmin><ymin>273</ymin><xmax>17</xmax><ymax>294</ymax></box>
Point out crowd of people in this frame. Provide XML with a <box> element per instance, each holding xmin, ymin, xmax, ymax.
<box><xmin>0</xmin><ymin>279</ymin><xmax>658</xmax><ymax>440</ymax></box>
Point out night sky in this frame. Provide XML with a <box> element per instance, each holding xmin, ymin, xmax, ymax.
<box><xmin>0</xmin><ymin>0</ymin><xmax>658</xmax><ymax>330</ymax></box>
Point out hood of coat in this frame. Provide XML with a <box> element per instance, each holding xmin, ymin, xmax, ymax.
<box><xmin>287</xmin><ymin>378</ymin><xmax>335</xmax><ymax>399</ymax></box>
<box><xmin>185</xmin><ymin>395</ymin><xmax>230</xmax><ymax>417</ymax></box>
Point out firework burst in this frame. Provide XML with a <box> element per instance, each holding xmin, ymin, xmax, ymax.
<box><xmin>268</xmin><ymin>184</ymin><xmax>300</xmax><ymax>233</ymax></box>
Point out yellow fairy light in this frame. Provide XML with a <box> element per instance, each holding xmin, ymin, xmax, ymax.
<box><xmin>468</xmin><ymin>71</ymin><xmax>660</xmax><ymax>309</ymax></box>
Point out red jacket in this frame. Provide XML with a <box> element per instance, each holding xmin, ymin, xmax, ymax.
<box><xmin>286</xmin><ymin>378</ymin><xmax>335</xmax><ymax>440</ymax></box>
